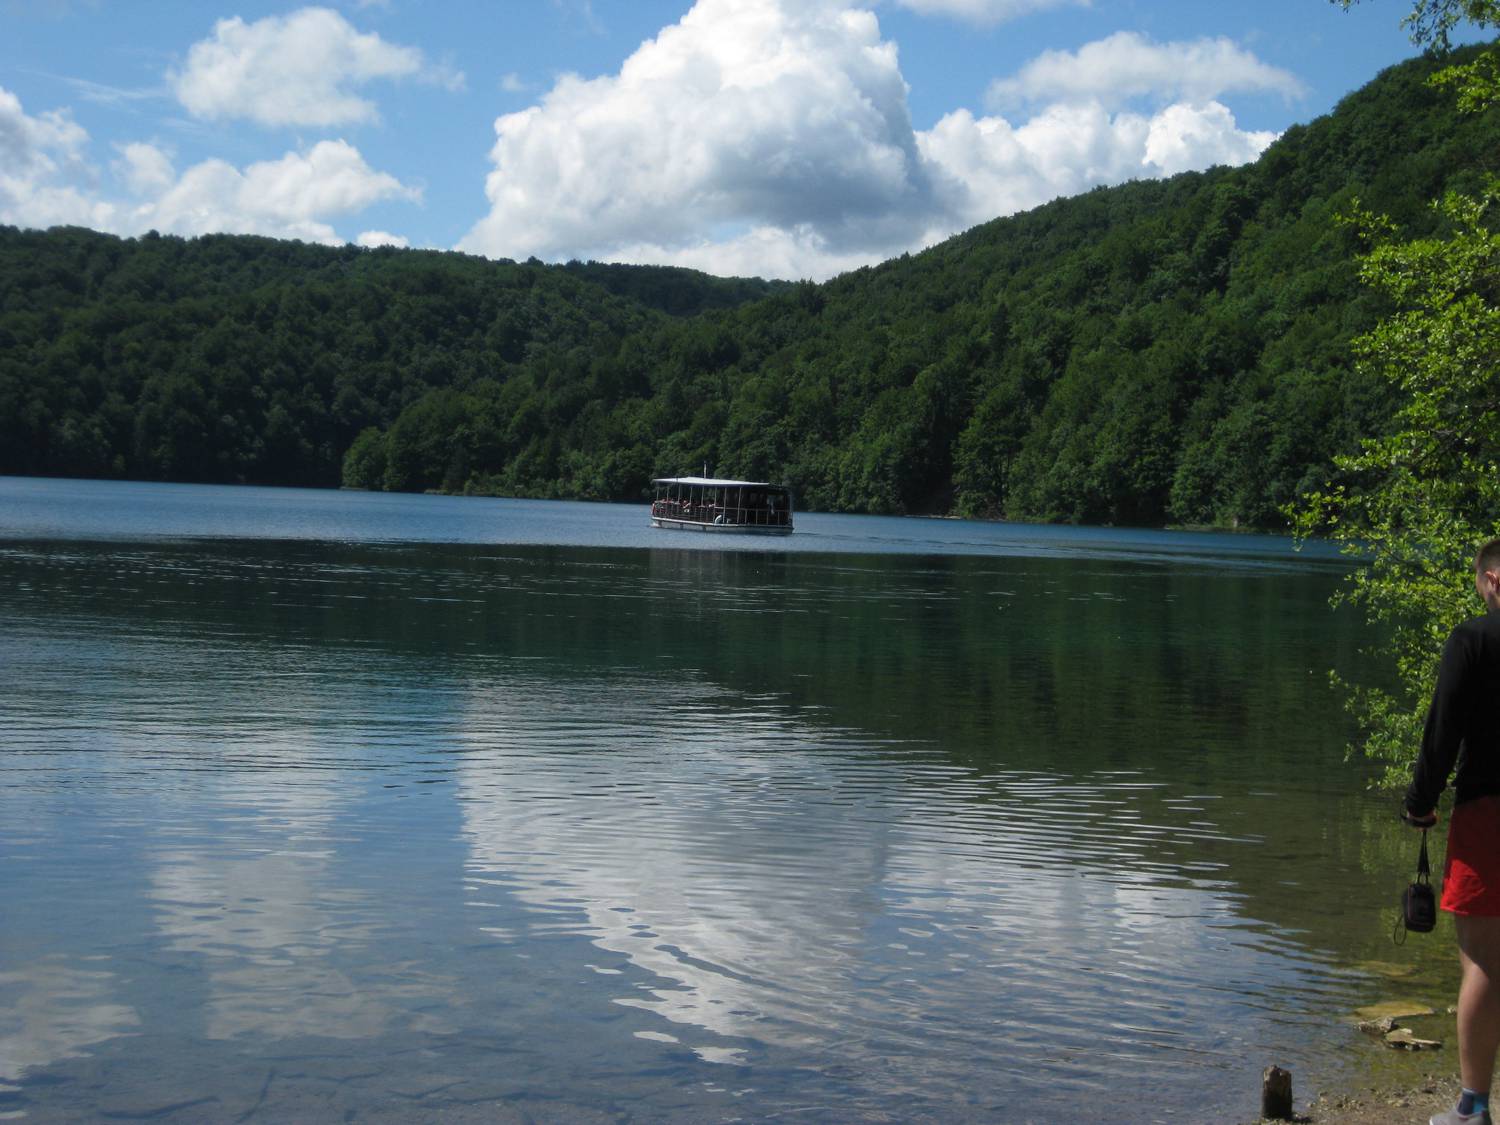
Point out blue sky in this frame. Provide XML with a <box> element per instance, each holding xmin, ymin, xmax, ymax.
<box><xmin>0</xmin><ymin>0</ymin><xmax>1481</xmax><ymax>280</ymax></box>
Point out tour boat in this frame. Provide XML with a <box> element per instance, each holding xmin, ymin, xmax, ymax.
<box><xmin>649</xmin><ymin>476</ymin><xmax>794</xmax><ymax>535</ymax></box>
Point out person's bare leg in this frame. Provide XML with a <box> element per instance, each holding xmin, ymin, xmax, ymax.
<box><xmin>1455</xmin><ymin>914</ymin><xmax>1500</xmax><ymax>1097</ymax></box>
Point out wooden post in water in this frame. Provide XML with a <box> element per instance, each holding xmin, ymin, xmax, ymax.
<box><xmin>1261</xmin><ymin>1065</ymin><xmax>1293</xmax><ymax>1120</ymax></box>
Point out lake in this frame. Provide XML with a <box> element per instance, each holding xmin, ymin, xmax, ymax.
<box><xmin>0</xmin><ymin>476</ymin><xmax>1456</xmax><ymax>1123</ymax></box>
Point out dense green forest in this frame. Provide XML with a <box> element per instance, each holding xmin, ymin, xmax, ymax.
<box><xmin>2</xmin><ymin>47</ymin><xmax>1497</xmax><ymax>527</ymax></box>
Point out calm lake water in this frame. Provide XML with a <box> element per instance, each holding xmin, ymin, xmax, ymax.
<box><xmin>0</xmin><ymin>477</ymin><xmax>1457</xmax><ymax>1123</ymax></box>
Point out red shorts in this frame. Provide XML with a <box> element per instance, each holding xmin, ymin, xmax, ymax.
<box><xmin>1442</xmin><ymin>794</ymin><xmax>1500</xmax><ymax>915</ymax></box>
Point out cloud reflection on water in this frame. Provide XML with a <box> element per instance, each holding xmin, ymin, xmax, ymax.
<box><xmin>0</xmin><ymin>514</ymin><xmax>1392</xmax><ymax>1121</ymax></box>
<box><xmin>0</xmin><ymin>960</ymin><xmax>139</xmax><ymax>1084</ymax></box>
<box><xmin>452</xmin><ymin>667</ymin><xmax>1328</xmax><ymax>1097</ymax></box>
<box><xmin>148</xmin><ymin>835</ymin><xmax>398</xmax><ymax>1042</ymax></box>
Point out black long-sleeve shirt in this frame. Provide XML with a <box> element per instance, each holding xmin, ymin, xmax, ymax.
<box><xmin>1405</xmin><ymin>608</ymin><xmax>1500</xmax><ymax>815</ymax></box>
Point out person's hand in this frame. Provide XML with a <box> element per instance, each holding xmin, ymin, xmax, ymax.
<box><xmin>1402</xmin><ymin>807</ymin><xmax>1438</xmax><ymax>829</ymax></box>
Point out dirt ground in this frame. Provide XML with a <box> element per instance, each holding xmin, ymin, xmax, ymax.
<box><xmin>1253</xmin><ymin>1074</ymin><xmax>1460</xmax><ymax>1124</ymax></box>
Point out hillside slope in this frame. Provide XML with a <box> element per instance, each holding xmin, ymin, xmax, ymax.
<box><xmin>2</xmin><ymin>47</ymin><xmax>1496</xmax><ymax>525</ymax></box>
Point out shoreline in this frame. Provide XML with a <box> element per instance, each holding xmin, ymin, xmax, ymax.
<box><xmin>1256</xmin><ymin>1005</ymin><xmax>1462</xmax><ymax>1123</ymax></box>
<box><xmin>1276</xmin><ymin>1075</ymin><xmax>1457</xmax><ymax>1123</ymax></box>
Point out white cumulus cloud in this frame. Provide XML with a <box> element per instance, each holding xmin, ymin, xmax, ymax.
<box><xmin>114</xmin><ymin>141</ymin><xmax>175</xmax><ymax>196</ymax></box>
<box><xmin>919</xmin><ymin>104</ymin><xmax>1142</xmax><ymax>223</ymax></box>
<box><xmin>459</xmin><ymin>0</ymin><xmax>935</xmax><ymax>274</ymax></box>
<box><xmin>603</xmin><ymin>225</ymin><xmax>889</xmax><ymax>283</ymax></box>
<box><xmin>460</xmin><ymin>2</ymin><xmax>1290</xmax><ymax>280</ymax></box>
<box><xmin>918</xmin><ymin>99</ymin><xmax>1276</xmax><ymax>228</ymax></box>
<box><xmin>129</xmin><ymin>140</ymin><xmax>420</xmax><ymax>242</ymax></box>
<box><xmin>355</xmin><ymin>229</ymin><xmax>409</xmax><ymax>248</ymax></box>
<box><xmin>0</xmin><ymin>86</ymin><xmax>89</xmax><ymax>176</ymax></box>
<box><xmin>6</xmin><ymin>4</ymin><xmax>1295</xmax><ymax>282</ymax></box>
<box><xmin>987</xmin><ymin>30</ymin><xmax>1307</xmax><ymax>109</ymax></box>
<box><xmin>889</xmin><ymin>0</ymin><xmax>1082</xmax><ymax>24</ymax></box>
<box><xmin>0</xmin><ymin>86</ymin><xmax>115</xmax><ymax>230</ymax></box>
<box><xmin>1143</xmin><ymin>102</ymin><xmax>1278</xmax><ymax>176</ymax></box>
<box><xmin>171</xmin><ymin>6</ymin><xmax>449</xmax><ymax>127</ymax></box>
<box><xmin>0</xmin><ymin>88</ymin><xmax>419</xmax><ymax>247</ymax></box>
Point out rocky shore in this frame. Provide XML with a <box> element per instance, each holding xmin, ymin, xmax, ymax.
<box><xmin>1247</xmin><ymin>999</ymin><xmax>1461</xmax><ymax>1123</ymax></box>
<box><xmin>1296</xmin><ymin>1075</ymin><xmax>1458</xmax><ymax>1123</ymax></box>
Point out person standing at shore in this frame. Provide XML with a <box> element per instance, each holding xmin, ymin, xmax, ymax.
<box><xmin>1404</xmin><ymin>539</ymin><xmax>1500</xmax><ymax>1125</ymax></box>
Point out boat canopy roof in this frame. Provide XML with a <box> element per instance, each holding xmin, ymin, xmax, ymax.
<box><xmin>652</xmin><ymin>476</ymin><xmax>783</xmax><ymax>489</ymax></box>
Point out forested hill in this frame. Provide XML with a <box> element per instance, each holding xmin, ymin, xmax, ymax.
<box><xmin>3</xmin><ymin>47</ymin><xmax>1498</xmax><ymax>526</ymax></box>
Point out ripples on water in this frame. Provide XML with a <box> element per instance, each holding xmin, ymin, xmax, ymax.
<box><xmin>0</xmin><ymin>480</ymin><xmax>1449</xmax><ymax>1123</ymax></box>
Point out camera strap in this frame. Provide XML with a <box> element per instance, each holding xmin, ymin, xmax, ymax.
<box><xmin>1393</xmin><ymin>829</ymin><xmax>1434</xmax><ymax>945</ymax></box>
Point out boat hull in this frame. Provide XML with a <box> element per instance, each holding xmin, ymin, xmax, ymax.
<box><xmin>650</xmin><ymin>517</ymin><xmax>793</xmax><ymax>536</ymax></box>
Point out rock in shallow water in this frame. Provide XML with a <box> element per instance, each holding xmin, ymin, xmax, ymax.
<box><xmin>1383</xmin><ymin>1027</ymin><xmax>1443</xmax><ymax>1050</ymax></box>
<box><xmin>1353</xmin><ymin>1000</ymin><xmax>1435</xmax><ymax>1023</ymax></box>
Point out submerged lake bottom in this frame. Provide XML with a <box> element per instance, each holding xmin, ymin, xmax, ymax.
<box><xmin>0</xmin><ymin>478</ymin><xmax>1460</xmax><ymax>1122</ymax></box>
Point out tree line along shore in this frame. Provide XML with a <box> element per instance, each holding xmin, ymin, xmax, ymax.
<box><xmin>3</xmin><ymin>47</ymin><xmax>1498</xmax><ymax>531</ymax></box>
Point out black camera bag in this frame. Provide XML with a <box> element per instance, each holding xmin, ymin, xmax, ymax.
<box><xmin>1400</xmin><ymin>829</ymin><xmax>1436</xmax><ymax>936</ymax></box>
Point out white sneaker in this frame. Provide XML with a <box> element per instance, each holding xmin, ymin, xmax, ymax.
<box><xmin>1430</xmin><ymin>1106</ymin><xmax>1492</xmax><ymax>1125</ymax></box>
